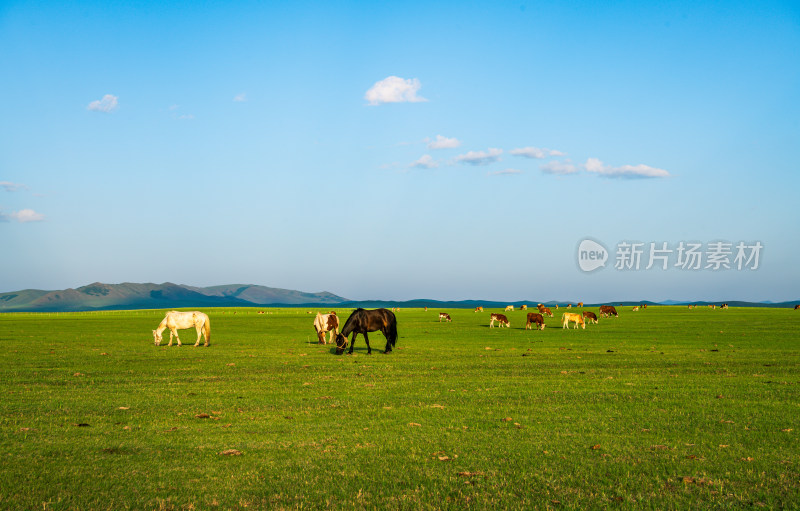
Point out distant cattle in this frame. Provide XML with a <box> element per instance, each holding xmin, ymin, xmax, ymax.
<box><xmin>577</xmin><ymin>302</ymin><xmax>584</xmax><ymax>308</ymax></box>
<box><xmin>520</xmin><ymin>304</ymin><xmax>528</xmax><ymax>310</ymax></box>
<box><xmin>439</xmin><ymin>312</ymin><xmax>451</xmax><ymax>322</ymax></box>
<box><xmin>632</xmin><ymin>306</ymin><xmax>640</xmax><ymax>312</ymax></box>
<box><xmin>721</xmin><ymin>303</ymin><xmax>729</xmax><ymax>310</ymax></box>
<box><xmin>599</xmin><ymin>305</ymin><xmax>618</xmax><ymax>318</ymax></box>
<box><xmin>582</xmin><ymin>311</ymin><xmax>598</xmax><ymax>324</ymax></box>
<box><xmin>424</xmin><ymin>307</ymin><xmax>428</xmax><ymax>312</ymax></box>
<box><xmin>641</xmin><ymin>304</ymin><xmax>648</xmax><ymax>309</ymax></box>
<box><xmin>562</xmin><ymin>312</ymin><xmax>585</xmax><ymax>329</ymax></box>
<box><xmin>540</xmin><ymin>307</ymin><xmax>553</xmax><ymax>317</ymax></box>
<box><xmin>474</xmin><ymin>306</ymin><xmax>484</xmax><ymax>313</ymax></box>
<box><xmin>490</xmin><ymin>313</ymin><xmax>510</xmax><ymax>328</ymax></box>
<box><xmin>537</xmin><ymin>304</ymin><xmax>545</xmax><ymax>313</ymax></box>
<box><xmin>505</xmin><ymin>305</ymin><xmax>514</xmax><ymax>311</ymax></box>
<box><xmin>795</xmin><ymin>305</ymin><xmax>800</xmax><ymax>310</ymax></box>
<box><xmin>567</xmin><ymin>304</ymin><xmax>572</xmax><ymax>309</ymax></box>
<box><xmin>555</xmin><ymin>304</ymin><xmax>559</xmax><ymax>309</ymax></box>
<box><xmin>709</xmin><ymin>305</ymin><xmax>716</xmax><ymax>309</ymax></box>
<box><xmin>525</xmin><ymin>313</ymin><xmax>545</xmax><ymax>330</ymax></box>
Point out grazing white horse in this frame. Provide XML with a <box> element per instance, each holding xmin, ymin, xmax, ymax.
<box><xmin>313</xmin><ymin>312</ymin><xmax>339</xmax><ymax>344</ymax></box>
<box><xmin>153</xmin><ymin>311</ymin><xmax>211</xmax><ymax>347</ymax></box>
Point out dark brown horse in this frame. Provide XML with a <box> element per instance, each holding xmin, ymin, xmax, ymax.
<box><xmin>334</xmin><ymin>308</ymin><xmax>398</xmax><ymax>355</ymax></box>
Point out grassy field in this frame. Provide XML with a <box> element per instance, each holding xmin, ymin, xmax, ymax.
<box><xmin>0</xmin><ymin>306</ymin><xmax>798</xmax><ymax>510</ymax></box>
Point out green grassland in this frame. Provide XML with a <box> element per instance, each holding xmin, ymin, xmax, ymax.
<box><xmin>0</xmin><ymin>306</ymin><xmax>798</xmax><ymax>510</ymax></box>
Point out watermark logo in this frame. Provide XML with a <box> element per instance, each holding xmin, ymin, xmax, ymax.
<box><xmin>577</xmin><ymin>239</ymin><xmax>763</xmax><ymax>273</ymax></box>
<box><xmin>577</xmin><ymin>239</ymin><xmax>609</xmax><ymax>272</ymax></box>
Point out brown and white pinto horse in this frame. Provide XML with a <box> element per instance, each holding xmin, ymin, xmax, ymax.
<box><xmin>490</xmin><ymin>313</ymin><xmax>510</xmax><ymax>328</ymax></box>
<box><xmin>313</xmin><ymin>311</ymin><xmax>339</xmax><ymax>344</ymax></box>
<box><xmin>525</xmin><ymin>312</ymin><xmax>545</xmax><ymax>330</ymax></box>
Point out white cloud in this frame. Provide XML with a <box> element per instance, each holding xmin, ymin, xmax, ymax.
<box><xmin>365</xmin><ymin>76</ymin><xmax>427</xmax><ymax>106</ymax></box>
<box><xmin>488</xmin><ymin>168</ymin><xmax>522</xmax><ymax>176</ymax></box>
<box><xmin>1</xmin><ymin>181</ymin><xmax>27</xmax><ymax>192</ymax></box>
<box><xmin>455</xmin><ymin>148</ymin><xmax>503</xmax><ymax>166</ymax></box>
<box><xmin>87</xmin><ymin>94</ymin><xmax>119</xmax><ymax>113</ymax></box>
<box><xmin>2</xmin><ymin>209</ymin><xmax>45</xmax><ymax>222</ymax></box>
<box><xmin>410</xmin><ymin>155</ymin><xmax>438</xmax><ymax>169</ymax></box>
<box><xmin>540</xmin><ymin>160</ymin><xmax>579</xmax><ymax>175</ymax></box>
<box><xmin>511</xmin><ymin>147</ymin><xmax>565</xmax><ymax>159</ymax></box>
<box><xmin>427</xmin><ymin>135</ymin><xmax>461</xmax><ymax>150</ymax></box>
<box><xmin>233</xmin><ymin>93</ymin><xmax>247</xmax><ymax>102</ymax></box>
<box><xmin>583</xmin><ymin>158</ymin><xmax>670</xmax><ymax>178</ymax></box>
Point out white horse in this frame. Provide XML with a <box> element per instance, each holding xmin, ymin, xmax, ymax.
<box><xmin>153</xmin><ymin>311</ymin><xmax>211</xmax><ymax>347</ymax></box>
<box><xmin>313</xmin><ymin>312</ymin><xmax>339</xmax><ymax>344</ymax></box>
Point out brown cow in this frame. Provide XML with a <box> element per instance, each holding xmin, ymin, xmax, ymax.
<box><xmin>474</xmin><ymin>306</ymin><xmax>484</xmax><ymax>313</ymax></box>
<box><xmin>525</xmin><ymin>312</ymin><xmax>545</xmax><ymax>330</ymax></box>
<box><xmin>795</xmin><ymin>305</ymin><xmax>800</xmax><ymax>310</ymax></box>
<box><xmin>520</xmin><ymin>304</ymin><xmax>528</xmax><ymax>310</ymax></box>
<box><xmin>599</xmin><ymin>305</ymin><xmax>618</xmax><ymax>318</ymax></box>
<box><xmin>582</xmin><ymin>311</ymin><xmax>598</xmax><ymax>324</ymax></box>
<box><xmin>541</xmin><ymin>307</ymin><xmax>553</xmax><ymax>317</ymax></box>
<box><xmin>577</xmin><ymin>302</ymin><xmax>584</xmax><ymax>308</ymax></box>
<box><xmin>490</xmin><ymin>313</ymin><xmax>510</xmax><ymax>328</ymax></box>
<box><xmin>439</xmin><ymin>312</ymin><xmax>451</xmax><ymax>322</ymax></box>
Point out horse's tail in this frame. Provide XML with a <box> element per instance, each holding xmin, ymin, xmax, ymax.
<box><xmin>387</xmin><ymin>315</ymin><xmax>398</xmax><ymax>347</ymax></box>
<box><xmin>203</xmin><ymin>315</ymin><xmax>211</xmax><ymax>345</ymax></box>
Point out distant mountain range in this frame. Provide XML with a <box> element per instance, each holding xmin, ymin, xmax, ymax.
<box><xmin>0</xmin><ymin>283</ymin><xmax>796</xmax><ymax>312</ymax></box>
<box><xmin>0</xmin><ymin>282</ymin><xmax>349</xmax><ymax>312</ymax></box>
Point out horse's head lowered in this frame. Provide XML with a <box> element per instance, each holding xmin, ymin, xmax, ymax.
<box><xmin>334</xmin><ymin>333</ymin><xmax>348</xmax><ymax>355</ymax></box>
<box><xmin>152</xmin><ymin>330</ymin><xmax>162</xmax><ymax>346</ymax></box>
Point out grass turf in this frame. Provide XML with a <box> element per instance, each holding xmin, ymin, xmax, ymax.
<box><xmin>0</xmin><ymin>306</ymin><xmax>798</xmax><ymax>509</ymax></box>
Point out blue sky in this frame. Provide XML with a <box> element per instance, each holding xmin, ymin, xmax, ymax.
<box><xmin>1</xmin><ymin>1</ymin><xmax>799</xmax><ymax>302</ymax></box>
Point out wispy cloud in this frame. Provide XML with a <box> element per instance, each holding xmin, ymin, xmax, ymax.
<box><xmin>427</xmin><ymin>135</ymin><xmax>461</xmax><ymax>150</ymax></box>
<box><xmin>488</xmin><ymin>168</ymin><xmax>522</xmax><ymax>176</ymax></box>
<box><xmin>455</xmin><ymin>148</ymin><xmax>503</xmax><ymax>166</ymax></box>
<box><xmin>540</xmin><ymin>160</ymin><xmax>579</xmax><ymax>175</ymax></box>
<box><xmin>87</xmin><ymin>94</ymin><xmax>119</xmax><ymax>113</ymax></box>
<box><xmin>0</xmin><ymin>209</ymin><xmax>45</xmax><ymax>222</ymax></box>
<box><xmin>233</xmin><ymin>93</ymin><xmax>247</xmax><ymax>102</ymax></box>
<box><xmin>583</xmin><ymin>158</ymin><xmax>670</xmax><ymax>178</ymax></box>
<box><xmin>511</xmin><ymin>146</ymin><xmax>565</xmax><ymax>159</ymax></box>
<box><xmin>1</xmin><ymin>181</ymin><xmax>27</xmax><ymax>192</ymax></box>
<box><xmin>365</xmin><ymin>76</ymin><xmax>427</xmax><ymax>106</ymax></box>
<box><xmin>410</xmin><ymin>155</ymin><xmax>438</xmax><ymax>169</ymax></box>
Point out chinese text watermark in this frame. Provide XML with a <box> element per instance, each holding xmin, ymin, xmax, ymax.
<box><xmin>578</xmin><ymin>239</ymin><xmax>763</xmax><ymax>273</ymax></box>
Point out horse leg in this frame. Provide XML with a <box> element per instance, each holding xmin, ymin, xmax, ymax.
<box><xmin>194</xmin><ymin>324</ymin><xmax>202</xmax><ymax>347</ymax></box>
<box><xmin>173</xmin><ymin>328</ymin><xmax>182</xmax><ymax>347</ymax></box>
<box><xmin>348</xmin><ymin>333</ymin><xmax>357</xmax><ymax>355</ymax></box>
<box><xmin>382</xmin><ymin>328</ymin><xmax>392</xmax><ymax>354</ymax></box>
<box><xmin>363</xmin><ymin>331</ymin><xmax>372</xmax><ymax>355</ymax></box>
